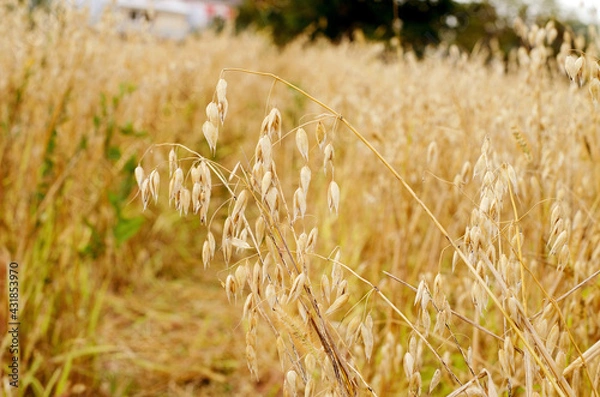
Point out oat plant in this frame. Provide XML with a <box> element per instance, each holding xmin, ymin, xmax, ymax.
<box><xmin>135</xmin><ymin>42</ymin><xmax>600</xmax><ymax>395</ymax></box>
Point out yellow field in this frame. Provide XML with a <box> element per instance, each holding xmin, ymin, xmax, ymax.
<box><xmin>2</xmin><ymin>3</ymin><xmax>600</xmax><ymax>396</ymax></box>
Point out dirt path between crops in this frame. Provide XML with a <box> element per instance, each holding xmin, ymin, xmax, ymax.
<box><xmin>97</xmin><ymin>270</ymin><xmax>281</xmax><ymax>396</ymax></box>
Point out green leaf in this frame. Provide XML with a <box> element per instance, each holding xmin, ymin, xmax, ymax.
<box><xmin>113</xmin><ymin>216</ymin><xmax>144</xmax><ymax>246</ymax></box>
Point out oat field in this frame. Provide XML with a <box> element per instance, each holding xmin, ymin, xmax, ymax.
<box><xmin>2</xmin><ymin>3</ymin><xmax>600</xmax><ymax>396</ymax></box>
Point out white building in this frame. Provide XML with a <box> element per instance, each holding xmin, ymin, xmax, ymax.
<box><xmin>70</xmin><ymin>0</ymin><xmax>239</xmax><ymax>39</ymax></box>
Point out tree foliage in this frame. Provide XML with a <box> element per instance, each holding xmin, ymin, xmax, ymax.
<box><xmin>236</xmin><ymin>0</ymin><xmax>577</xmax><ymax>57</ymax></box>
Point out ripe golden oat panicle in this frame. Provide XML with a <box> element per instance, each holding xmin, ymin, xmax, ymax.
<box><xmin>565</xmin><ymin>54</ymin><xmax>585</xmax><ymax>84</ymax></box>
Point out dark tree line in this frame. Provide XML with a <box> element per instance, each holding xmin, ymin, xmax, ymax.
<box><xmin>235</xmin><ymin>0</ymin><xmax>582</xmax><ymax>57</ymax></box>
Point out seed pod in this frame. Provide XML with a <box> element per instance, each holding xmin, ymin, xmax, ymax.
<box><xmin>315</xmin><ymin>121</ymin><xmax>326</xmax><ymax>148</ymax></box>
<box><xmin>429</xmin><ymin>369</ymin><xmax>441</xmax><ymax>394</ymax></box>
<box><xmin>565</xmin><ymin>55</ymin><xmax>584</xmax><ymax>81</ymax></box>
<box><xmin>199</xmin><ymin>161</ymin><xmax>211</xmax><ymax>187</ymax></box>
<box><xmin>287</xmin><ymin>272</ymin><xmax>306</xmax><ymax>304</ymax></box>
<box><xmin>286</xmin><ymin>370</ymin><xmax>298</xmax><ymax>395</ymax></box>
<box><xmin>360</xmin><ymin>321</ymin><xmax>374</xmax><ymax>362</ymax></box>
<box><xmin>235</xmin><ymin>265</ymin><xmax>248</xmax><ymax>293</ymax></box>
<box><xmin>216</xmin><ymin>78</ymin><xmax>227</xmax><ymax>103</ymax></box>
<box><xmin>192</xmin><ymin>182</ymin><xmax>202</xmax><ymax>213</ymax></box>
<box><xmin>323</xmin><ymin>143</ymin><xmax>335</xmax><ymax>174</ymax></box>
<box><xmin>255</xmin><ymin>216</ymin><xmax>266</xmax><ymax>245</ymax></box>
<box><xmin>202</xmin><ymin>240</ymin><xmax>211</xmax><ymax>269</ymax></box>
<box><xmin>261</xmin><ymin>171</ymin><xmax>272</xmax><ymax>200</ymax></box>
<box><xmin>223</xmin><ymin>238</ymin><xmax>233</xmax><ymax>264</ymax></box>
<box><xmin>135</xmin><ymin>165</ymin><xmax>145</xmax><ymax>189</ymax></box>
<box><xmin>246</xmin><ymin>344</ymin><xmax>258</xmax><ymax>380</ymax></box>
<box><xmin>169</xmin><ymin>148</ymin><xmax>177</xmax><ymax>177</ymax></box>
<box><xmin>218</xmin><ymin>98</ymin><xmax>228</xmax><ymax>124</ymax></box>
<box><xmin>346</xmin><ymin>316</ymin><xmax>361</xmax><ymax>345</ymax></box>
<box><xmin>403</xmin><ymin>352</ymin><xmax>415</xmax><ymax>379</ymax></box>
<box><xmin>327</xmin><ymin>181</ymin><xmax>340</xmax><ymax>215</ymax></box>
<box><xmin>242</xmin><ymin>293</ymin><xmax>254</xmax><ymax>320</ymax></box>
<box><xmin>550</xmin><ymin>230</ymin><xmax>568</xmax><ymax>255</ymax></box>
<box><xmin>225</xmin><ymin>274</ymin><xmax>236</xmax><ymax>303</ymax></box>
<box><xmin>268</xmin><ymin>108</ymin><xmax>282</xmax><ymax>140</ymax></box>
<box><xmin>266</xmin><ymin>284</ymin><xmax>277</xmax><ymax>309</ymax></box>
<box><xmin>326</xmin><ymin>293</ymin><xmax>348</xmax><ymax>315</ymax></box>
<box><xmin>150</xmin><ymin>170</ymin><xmax>160</xmax><ymax>204</ymax></box>
<box><xmin>216</xmin><ymin>79</ymin><xmax>228</xmax><ymax>123</ymax></box>
<box><xmin>179</xmin><ymin>188</ymin><xmax>191</xmax><ymax>215</ymax></box>
<box><xmin>207</xmin><ymin>231</ymin><xmax>216</xmax><ymax>258</ymax></box>
<box><xmin>296</xmin><ymin>127</ymin><xmax>309</xmax><ymax>162</ymax></box>
<box><xmin>141</xmin><ymin>178</ymin><xmax>150</xmax><ymax>210</ymax></box>
<box><xmin>203</xmin><ymin>121</ymin><xmax>218</xmax><ymax>154</ymax></box>
<box><xmin>255</xmin><ymin>135</ymin><xmax>272</xmax><ymax>169</ymax></box>
<box><xmin>305</xmin><ymin>378</ymin><xmax>314</xmax><ymax>397</ymax></box>
<box><xmin>293</xmin><ymin>187</ymin><xmax>306</xmax><ymax>221</ymax></box>
<box><xmin>266</xmin><ymin>186</ymin><xmax>279</xmax><ymax>213</ymax></box>
<box><xmin>232</xmin><ymin>189</ymin><xmax>249</xmax><ymax>221</ymax></box>
<box><xmin>300</xmin><ymin>165</ymin><xmax>311</xmax><ymax>193</ymax></box>
<box><xmin>306</xmin><ymin>228</ymin><xmax>318</xmax><ymax>253</ymax></box>
<box><xmin>191</xmin><ymin>165</ymin><xmax>201</xmax><ymax>184</ymax></box>
<box><xmin>206</xmin><ymin>101</ymin><xmax>219</xmax><ymax>126</ymax></box>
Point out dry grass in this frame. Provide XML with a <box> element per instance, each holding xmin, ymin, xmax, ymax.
<box><xmin>2</xmin><ymin>2</ymin><xmax>600</xmax><ymax>396</ymax></box>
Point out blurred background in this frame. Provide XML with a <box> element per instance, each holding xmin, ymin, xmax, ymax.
<box><xmin>46</xmin><ymin>0</ymin><xmax>599</xmax><ymax>50</ymax></box>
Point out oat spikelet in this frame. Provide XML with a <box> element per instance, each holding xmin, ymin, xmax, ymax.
<box><xmin>191</xmin><ymin>165</ymin><xmax>201</xmax><ymax>184</ymax></box>
<box><xmin>296</xmin><ymin>127</ymin><xmax>309</xmax><ymax>162</ymax></box>
<box><xmin>429</xmin><ymin>369</ymin><xmax>442</xmax><ymax>394</ymax></box>
<box><xmin>246</xmin><ymin>345</ymin><xmax>258</xmax><ymax>380</ymax></box>
<box><xmin>225</xmin><ymin>274</ymin><xmax>236</xmax><ymax>303</ymax></box>
<box><xmin>235</xmin><ymin>264</ymin><xmax>248</xmax><ymax>292</ymax></box>
<box><xmin>285</xmin><ymin>370</ymin><xmax>298</xmax><ymax>396</ymax></box>
<box><xmin>266</xmin><ymin>283</ymin><xmax>277</xmax><ymax>309</ymax></box>
<box><xmin>293</xmin><ymin>187</ymin><xmax>306</xmax><ymax>221</ymax></box>
<box><xmin>287</xmin><ymin>272</ymin><xmax>306</xmax><ymax>304</ymax></box>
<box><xmin>232</xmin><ymin>189</ymin><xmax>249</xmax><ymax>221</ymax></box>
<box><xmin>565</xmin><ymin>54</ymin><xmax>584</xmax><ymax>81</ymax></box>
<box><xmin>179</xmin><ymin>187</ymin><xmax>191</xmax><ymax>215</ymax></box>
<box><xmin>206</xmin><ymin>101</ymin><xmax>219</xmax><ymax>126</ymax></box>
<box><xmin>403</xmin><ymin>352</ymin><xmax>415</xmax><ymax>379</ymax></box>
<box><xmin>326</xmin><ymin>292</ymin><xmax>348</xmax><ymax>315</ymax></box>
<box><xmin>306</xmin><ymin>227</ymin><xmax>318</xmax><ymax>253</ymax></box>
<box><xmin>589</xmin><ymin>78</ymin><xmax>600</xmax><ymax>105</ymax></box>
<box><xmin>315</xmin><ymin>121</ymin><xmax>327</xmax><ymax>149</ymax></box>
<box><xmin>192</xmin><ymin>182</ymin><xmax>202</xmax><ymax>213</ymax></box>
<box><xmin>300</xmin><ymin>165</ymin><xmax>311</xmax><ymax>193</ymax></box>
<box><xmin>141</xmin><ymin>178</ymin><xmax>150</xmax><ymax>210</ymax></box>
<box><xmin>257</xmin><ymin>135</ymin><xmax>272</xmax><ymax>168</ymax></box>
<box><xmin>255</xmin><ymin>216</ymin><xmax>265</xmax><ymax>245</ymax></box>
<box><xmin>323</xmin><ymin>143</ymin><xmax>335</xmax><ymax>175</ymax></box>
<box><xmin>261</xmin><ymin>171</ymin><xmax>272</xmax><ymax>200</ymax></box>
<box><xmin>360</xmin><ymin>317</ymin><xmax>374</xmax><ymax>362</ymax></box>
<box><xmin>203</xmin><ymin>121</ymin><xmax>218</xmax><ymax>154</ymax></box>
<box><xmin>550</xmin><ymin>230</ymin><xmax>568</xmax><ymax>255</ymax></box>
<box><xmin>305</xmin><ymin>378</ymin><xmax>315</xmax><ymax>397</ymax></box>
<box><xmin>202</xmin><ymin>240</ymin><xmax>211</xmax><ymax>269</ymax></box>
<box><xmin>135</xmin><ymin>165</ymin><xmax>145</xmax><ymax>189</ymax></box>
<box><xmin>216</xmin><ymin>78</ymin><xmax>228</xmax><ymax>123</ymax></box>
<box><xmin>327</xmin><ymin>181</ymin><xmax>340</xmax><ymax>215</ymax></box>
<box><xmin>169</xmin><ymin>148</ymin><xmax>177</xmax><ymax>177</ymax></box>
<box><xmin>149</xmin><ymin>169</ymin><xmax>160</xmax><ymax>204</ymax></box>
